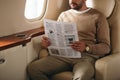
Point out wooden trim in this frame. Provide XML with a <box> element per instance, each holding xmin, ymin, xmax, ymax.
<box><xmin>0</xmin><ymin>27</ymin><xmax>44</xmax><ymax>51</ymax></box>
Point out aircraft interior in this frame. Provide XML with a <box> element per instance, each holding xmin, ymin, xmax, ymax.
<box><xmin>0</xmin><ymin>0</ymin><xmax>120</xmax><ymax>80</ymax></box>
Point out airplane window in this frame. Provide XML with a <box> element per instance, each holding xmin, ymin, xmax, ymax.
<box><xmin>24</xmin><ymin>0</ymin><xmax>47</xmax><ymax>20</ymax></box>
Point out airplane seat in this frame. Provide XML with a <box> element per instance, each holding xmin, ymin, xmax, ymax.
<box><xmin>39</xmin><ymin>0</ymin><xmax>120</xmax><ymax>80</ymax></box>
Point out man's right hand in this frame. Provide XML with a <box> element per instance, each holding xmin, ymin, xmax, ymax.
<box><xmin>41</xmin><ymin>36</ymin><xmax>51</xmax><ymax>48</ymax></box>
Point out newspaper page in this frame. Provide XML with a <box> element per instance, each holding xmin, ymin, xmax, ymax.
<box><xmin>44</xmin><ymin>19</ymin><xmax>81</xmax><ymax>58</ymax></box>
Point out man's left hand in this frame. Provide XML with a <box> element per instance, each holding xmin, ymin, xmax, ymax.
<box><xmin>71</xmin><ymin>41</ymin><xmax>86</xmax><ymax>52</ymax></box>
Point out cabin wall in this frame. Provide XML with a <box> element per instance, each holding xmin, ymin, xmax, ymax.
<box><xmin>0</xmin><ymin>0</ymin><xmax>69</xmax><ymax>37</ymax></box>
<box><xmin>0</xmin><ymin>46</ymin><xmax>27</xmax><ymax>80</ymax></box>
<box><xmin>0</xmin><ymin>0</ymin><xmax>69</xmax><ymax>80</ymax></box>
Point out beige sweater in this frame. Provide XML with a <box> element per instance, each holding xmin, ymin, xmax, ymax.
<box><xmin>57</xmin><ymin>8</ymin><xmax>110</xmax><ymax>58</ymax></box>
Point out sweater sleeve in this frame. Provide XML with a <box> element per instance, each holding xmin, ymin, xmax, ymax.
<box><xmin>87</xmin><ymin>14</ymin><xmax>111</xmax><ymax>55</ymax></box>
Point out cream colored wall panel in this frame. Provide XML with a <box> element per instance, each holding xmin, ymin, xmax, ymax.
<box><xmin>0</xmin><ymin>0</ymin><xmax>43</xmax><ymax>37</ymax></box>
<box><xmin>0</xmin><ymin>0</ymin><xmax>69</xmax><ymax>37</ymax></box>
<box><xmin>0</xmin><ymin>45</ymin><xmax>27</xmax><ymax>80</ymax></box>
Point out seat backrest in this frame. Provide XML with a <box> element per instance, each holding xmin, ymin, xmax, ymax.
<box><xmin>87</xmin><ymin>0</ymin><xmax>120</xmax><ymax>54</ymax></box>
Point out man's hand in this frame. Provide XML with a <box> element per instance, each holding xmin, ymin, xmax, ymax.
<box><xmin>71</xmin><ymin>41</ymin><xmax>86</xmax><ymax>52</ymax></box>
<box><xmin>41</xmin><ymin>36</ymin><xmax>51</xmax><ymax>48</ymax></box>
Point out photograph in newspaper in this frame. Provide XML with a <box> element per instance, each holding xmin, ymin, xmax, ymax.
<box><xmin>44</xmin><ymin>19</ymin><xmax>81</xmax><ymax>58</ymax></box>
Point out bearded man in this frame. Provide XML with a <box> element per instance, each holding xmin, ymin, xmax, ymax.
<box><xmin>28</xmin><ymin>0</ymin><xmax>110</xmax><ymax>80</ymax></box>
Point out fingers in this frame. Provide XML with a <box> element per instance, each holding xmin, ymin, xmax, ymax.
<box><xmin>71</xmin><ymin>41</ymin><xmax>86</xmax><ymax>52</ymax></box>
<box><xmin>41</xmin><ymin>36</ymin><xmax>51</xmax><ymax>48</ymax></box>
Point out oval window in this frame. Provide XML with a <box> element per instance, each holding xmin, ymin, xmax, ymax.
<box><xmin>24</xmin><ymin>0</ymin><xmax>47</xmax><ymax>20</ymax></box>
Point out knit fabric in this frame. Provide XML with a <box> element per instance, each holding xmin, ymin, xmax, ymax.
<box><xmin>57</xmin><ymin>8</ymin><xmax>110</xmax><ymax>58</ymax></box>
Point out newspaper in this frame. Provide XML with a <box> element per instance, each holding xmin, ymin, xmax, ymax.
<box><xmin>44</xmin><ymin>19</ymin><xmax>81</xmax><ymax>58</ymax></box>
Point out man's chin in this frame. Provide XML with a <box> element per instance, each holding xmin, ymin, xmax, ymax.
<box><xmin>70</xmin><ymin>5</ymin><xmax>80</xmax><ymax>10</ymax></box>
<box><xmin>72</xmin><ymin>7</ymin><xmax>79</xmax><ymax>11</ymax></box>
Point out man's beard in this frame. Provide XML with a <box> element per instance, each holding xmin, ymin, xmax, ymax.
<box><xmin>70</xmin><ymin>2</ymin><xmax>83</xmax><ymax>11</ymax></box>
